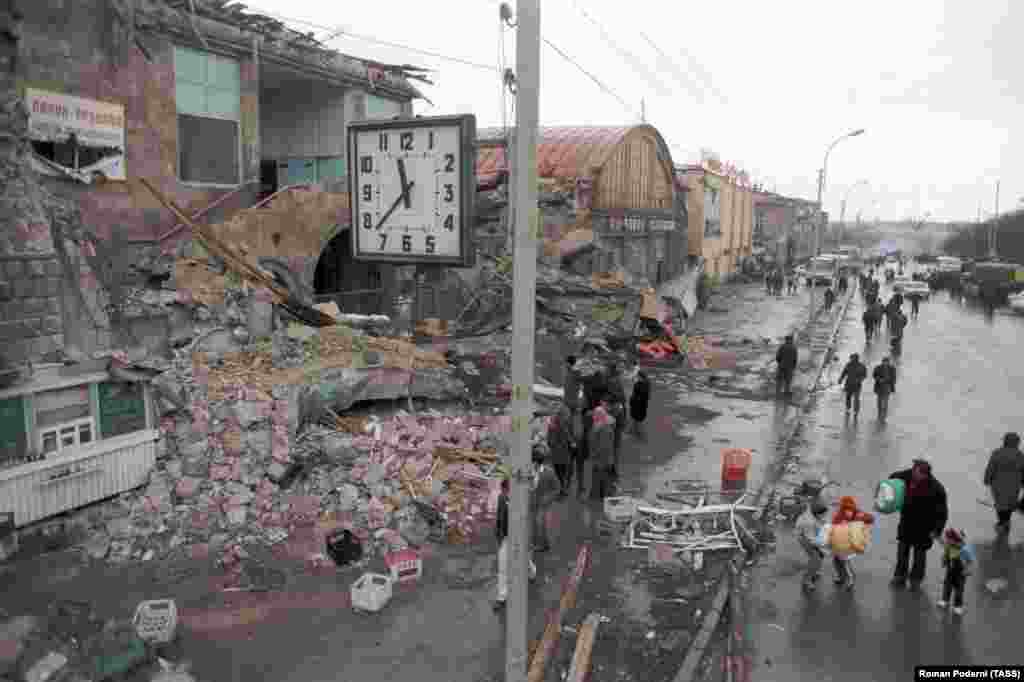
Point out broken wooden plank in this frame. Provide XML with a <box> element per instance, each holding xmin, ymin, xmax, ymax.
<box><xmin>567</xmin><ymin>613</ymin><xmax>601</xmax><ymax>682</ymax></box>
<box><xmin>526</xmin><ymin>543</ymin><xmax>592</xmax><ymax>682</ymax></box>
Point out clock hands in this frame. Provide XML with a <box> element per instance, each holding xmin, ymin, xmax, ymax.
<box><xmin>374</xmin><ymin>181</ymin><xmax>415</xmax><ymax>231</ymax></box>
<box><xmin>397</xmin><ymin>159</ymin><xmax>412</xmax><ymax>209</ymax></box>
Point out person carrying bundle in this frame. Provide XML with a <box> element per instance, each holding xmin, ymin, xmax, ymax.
<box><xmin>830</xmin><ymin>496</ymin><xmax>875</xmax><ymax>589</ymax></box>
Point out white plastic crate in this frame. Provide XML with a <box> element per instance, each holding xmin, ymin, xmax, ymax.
<box><xmin>604</xmin><ymin>496</ymin><xmax>639</xmax><ymax>523</ymax></box>
<box><xmin>385</xmin><ymin>549</ymin><xmax>423</xmax><ymax>584</ymax></box>
<box><xmin>132</xmin><ymin>599</ymin><xmax>178</xmax><ymax>644</ymax></box>
<box><xmin>351</xmin><ymin>573</ymin><xmax>393</xmax><ymax>613</ymax></box>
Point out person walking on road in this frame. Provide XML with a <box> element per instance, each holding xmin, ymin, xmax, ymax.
<box><xmin>887</xmin><ymin>459</ymin><xmax>948</xmax><ymax>590</ymax></box>
<box><xmin>824</xmin><ymin>286</ymin><xmax>836</xmax><ymax>312</ymax></box>
<box><xmin>605</xmin><ymin>362</ymin><xmax>628</xmax><ymax>482</ymax></box>
<box><xmin>629</xmin><ymin>370</ymin><xmax>651</xmax><ymax>438</ymax></box>
<box><xmin>547</xmin><ymin>404</ymin><xmax>575</xmax><ymax>498</ymax></box>
<box><xmin>983</xmin><ymin>432</ymin><xmax>1024</xmax><ymax>534</ymax></box>
<box><xmin>909</xmin><ymin>293</ymin><xmax>922</xmax><ymax>318</ymax></box>
<box><xmin>775</xmin><ymin>335</ymin><xmax>799</xmax><ymax>397</ymax></box>
<box><xmin>832</xmin><ymin>496</ymin><xmax>875</xmax><ymax>589</ymax></box>
<box><xmin>862</xmin><ymin>308</ymin><xmax>877</xmax><ymax>343</ymax></box>
<box><xmin>494</xmin><ymin>475</ymin><xmax>536</xmax><ymax>611</ymax></box>
<box><xmin>838</xmin><ymin>353</ymin><xmax>868</xmax><ymax>415</ymax></box>
<box><xmin>588</xmin><ymin>403</ymin><xmax>617</xmax><ymax>502</ymax></box>
<box><xmin>787</xmin><ymin>274</ymin><xmax>797</xmax><ymax>295</ymax></box>
<box><xmin>872</xmin><ymin>357</ymin><xmax>897</xmax><ymax>420</ymax></box>
<box><xmin>938</xmin><ymin>528</ymin><xmax>975</xmax><ymax>615</ymax></box>
<box><xmin>530</xmin><ymin>447</ymin><xmax>559</xmax><ymax>552</ymax></box>
<box><xmin>796</xmin><ymin>501</ymin><xmax>829</xmax><ymax>591</ymax></box>
<box><xmin>891</xmin><ymin>309</ymin><xmax>908</xmax><ymax>346</ymax></box>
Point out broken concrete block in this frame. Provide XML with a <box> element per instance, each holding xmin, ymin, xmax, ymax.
<box><xmin>24</xmin><ymin>651</ymin><xmax>67</xmax><ymax>682</ymax></box>
<box><xmin>0</xmin><ymin>615</ymin><xmax>39</xmax><ymax>667</ymax></box>
<box><xmin>244</xmin><ymin>428</ymin><xmax>272</xmax><ymax>456</ymax></box>
<box><xmin>337</xmin><ymin>484</ymin><xmax>360</xmax><ymax>512</ymax></box>
<box><xmin>266</xmin><ymin>461</ymin><xmax>289</xmax><ymax>484</ymax></box>
<box><xmin>226</xmin><ymin>506</ymin><xmax>248</xmax><ymax>526</ymax></box>
<box><xmin>232</xmin><ymin>401</ymin><xmax>269</xmax><ymax>428</ymax></box>
<box><xmin>175</xmin><ymin>477</ymin><xmax>201</xmax><ymax>500</ymax></box>
<box><xmin>106</xmin><ymin>518</ymin><xmax>133</xmax><ymax>539</ymax></box>
<box><xmin>81</xmin><ymin>535</ymin><xmax>111</xmax><ymax>560</ymax></box>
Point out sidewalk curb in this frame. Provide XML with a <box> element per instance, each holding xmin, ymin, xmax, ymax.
<box><xmin>673</xmin><ymin>288</ymin><xmax>857</xmax><ymax>681</ymax></box>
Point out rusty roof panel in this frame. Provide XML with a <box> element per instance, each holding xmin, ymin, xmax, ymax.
<box><xmin>475</xmin><ymin>126</ymin><xmax>634</xmax><ymax>180</ymax></box>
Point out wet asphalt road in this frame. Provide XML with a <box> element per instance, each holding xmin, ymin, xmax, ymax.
<box><xmin>746</xmin><ymin>269</ymin><xmax>1024</xmax><ymax>681</ymax></box>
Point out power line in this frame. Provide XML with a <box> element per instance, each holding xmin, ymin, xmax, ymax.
<box><xmin>568</xmin><ymin>0</ymin><xmax>671</xmax><ymax>98</ymax></box>
<box><xmin>638</xmin><ymin>31</ymin><xmax>706</xmax><ymax>106</ymax></box>
<box><xmin>542</xmin><ymin>37</ymin><xmax>635</xmax><ymax>115</ymax></box>
<box><xmin>244</xmin><ymin>3</ymin><xmax>500</xmax><ymax>72</ymax></box>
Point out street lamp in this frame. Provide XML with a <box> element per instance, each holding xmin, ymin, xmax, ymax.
<box><xmin>810</xmin><ymin>128</ymin><xmax>865</xmax><ymax>322</ymax></box>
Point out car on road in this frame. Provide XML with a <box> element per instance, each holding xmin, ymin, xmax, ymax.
<box><xmin>900</xmin><ymin>281</ymin><xmax>931</xmax><ymax>299</ymax></box>
<box><xmin>892</xmin><ymin>277</ymin><xmax>914</xmax><ymax>293</ymax></box>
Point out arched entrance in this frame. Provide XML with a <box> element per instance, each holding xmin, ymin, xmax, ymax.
<box><xmin>313</xmin><ymin>227</ymin><xmax>388</xmax><ymax>315</ymax></box>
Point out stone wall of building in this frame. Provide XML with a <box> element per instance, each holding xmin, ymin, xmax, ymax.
<box><xmin>0</xmin><ymin>254</ymin><xmax>63</xmax><ymax>364</ymax></box>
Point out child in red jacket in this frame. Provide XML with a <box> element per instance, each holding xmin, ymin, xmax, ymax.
<box><xmin>832</xmin><ymin>496</ymin><xmax>875</xmax><ymax>589</ymax></box>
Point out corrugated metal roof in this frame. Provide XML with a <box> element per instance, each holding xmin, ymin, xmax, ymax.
<box><xmin>476</xmin><ymin>126</ymin><xmax>635</xmax><ymax>181</ymax></box>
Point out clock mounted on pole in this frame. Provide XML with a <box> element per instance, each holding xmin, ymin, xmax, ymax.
<box><xmin>348</xmin><ymin>114</ymin><xmax>477</xmax><ymax>267</ymax></box>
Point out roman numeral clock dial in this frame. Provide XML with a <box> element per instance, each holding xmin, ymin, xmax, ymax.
<box><xmin>349</xmin><ymin>115</ymin><xmax>474</xmax><ymax>267</ymax></box>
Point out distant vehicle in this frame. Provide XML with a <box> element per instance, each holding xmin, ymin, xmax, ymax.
<box><xmin>1009</xmin><ymin>291</ymin><xmax>1024</xmax><ymax>314</ymax></box>
<box><xmin>808</xmin><ymin>256</ymin><xmax>837</xmax><ymax>285</ymax></box>
<box><xmin>901</xmin><ymin>281</ymin><xmax>931</xmax><ymax>299</ymax></box>
<box><xmin>892</xmin><ymin>277</ymin><xmax>914</xmax><ymax>293</ymax></box>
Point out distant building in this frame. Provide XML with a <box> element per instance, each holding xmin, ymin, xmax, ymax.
<box><xmin>677</xmin><ymin>160</ymin><xmax>754</xmax><ymax>278</ymax></box>
<box><xmin>752</xmin><ymin>190</ymin><xmax>818</xmax><ymax>266</ymax></box>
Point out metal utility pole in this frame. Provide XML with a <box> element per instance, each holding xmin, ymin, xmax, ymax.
<box><xmin>506</xmin><ymin>0</ymin><xmax>540</xmax><ymax>679</ymax></box>
<box><xmin>991</xmin><ymin>180</ymin><xmax>1000</xmax><ymax>259</ymax></box>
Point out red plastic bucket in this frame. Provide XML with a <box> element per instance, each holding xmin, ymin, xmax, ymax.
<box><xmin>720</xmin><ymin>448</ymin><xmax>752</xmax><ymax>489</ymax></box>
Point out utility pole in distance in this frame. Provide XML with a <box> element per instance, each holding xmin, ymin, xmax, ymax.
<box><xmin>506</xmin><ymin>0</ymin><xmax>540</xmax><ymax>680</ymax></box>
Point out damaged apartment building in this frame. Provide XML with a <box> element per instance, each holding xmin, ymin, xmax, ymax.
<box><xmin>0</xmin><ymin>0</ymin><xmax>428</xmax><ymax>530</ymax></box>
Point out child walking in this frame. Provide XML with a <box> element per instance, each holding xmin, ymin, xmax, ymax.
<box><xmin>831</xmin><ymin>496</ymin><xmax>875</xmax><ymax>589</ymax></box>
<box><xmin>796</xmin><ymin>501</ymin><xmax>829</xmax><ymax>590</ymax></box>
<box><xmin>938</xmin><ymin>528</ymin><xmax>974</xmax><ymax>615</ymax></box>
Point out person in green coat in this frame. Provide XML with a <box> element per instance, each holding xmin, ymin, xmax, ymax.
<box><xmin>984</xmin><ymin>432</ymin><xmax>1024</xmax><ymax>533</ymax></box>
<box><xmin>547</xmin><ymin>405</ymin><xmax>575</xmax><ymax>498</ymax></box>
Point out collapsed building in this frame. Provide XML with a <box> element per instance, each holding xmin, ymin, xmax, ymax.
<box><xmin>0</xmin><ymin>0</ymin><xmax>692</xmax><ymax>570</ymax></box>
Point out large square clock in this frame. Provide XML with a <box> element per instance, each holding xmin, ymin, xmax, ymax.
<box><xmin>348</xmin><ymin>114</ymin><xmax>476</xmax><ymax>267</ymax></box>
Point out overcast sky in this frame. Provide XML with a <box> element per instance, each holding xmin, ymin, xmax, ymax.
<box><xmin>251</xmin><ymin>0</ymin><xmax>1018</xmax><ymax>223</ymax></box>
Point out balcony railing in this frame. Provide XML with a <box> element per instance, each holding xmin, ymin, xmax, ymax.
<box><xmin>592</xmin><ymin>209</ymin><xmax>679</xmax><ymax>235</ymax></box>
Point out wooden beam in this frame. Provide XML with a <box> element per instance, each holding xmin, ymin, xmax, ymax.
<box><xmin>526</xmin><ymin>543</ymin><xmax>592</xmax><ymax>682</ymax></box>
<box><xmin>567</xmin><ymin>613</ymin><xmax>600</xmax><ymax>682</ymax></box>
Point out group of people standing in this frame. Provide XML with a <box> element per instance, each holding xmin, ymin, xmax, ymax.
<box><xmin>549</xmin><ymin>355</ymin><xmax>652</xmax><ymax>503</ymax></box>
<box><xmin>765</xmin><ymin>269</ymin><xmax>797</xmax><ymax>296</ymax></box>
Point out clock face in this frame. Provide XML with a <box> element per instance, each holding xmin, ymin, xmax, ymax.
<box><xmin>352</xmin><ymin>124</ymin><xmax>462</xmax><ymax>260</ymax></box>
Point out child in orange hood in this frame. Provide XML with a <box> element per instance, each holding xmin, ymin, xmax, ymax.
<box><xmin>832</xmin><ymin>496</ymin><xmax>875</xmax><ymax>589</ymax></box>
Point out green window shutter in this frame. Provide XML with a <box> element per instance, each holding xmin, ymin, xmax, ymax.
<box><xmin>174</xmin><ymin>46</ymin><xmax>207</xmax><ymax>86</ymax></box>
<box><xmin>98</xmin><ymin>381</ymin><xmax>147</xmax><ymax>439</ymax></box>
<box><xmin>206</xmin><ymin>87</ymin><xmax>240</xmax><ymax>120</ymax></box>
<box><xmin>0</xmin><ymin>396</ymin><xmax>27</xmax><ymax>464</ymax></box>
<box><xmin>174</xmin><ymin>46</ymin><xmax>240</xmax><ymax>120</ymax></box>
<box><xmin>317</xmin><ymin>157</ymin><xmax>345</xmax><ymax>181</ymax></box>
<box><xmin>365</xmin><ymin>94</ymin><xmax>400</xmax><ymax>120</ymax></box>
<box><xmin>205</xmin><ymin>54</ymin><xmax>240</xmax><ymax>92</ymax></box>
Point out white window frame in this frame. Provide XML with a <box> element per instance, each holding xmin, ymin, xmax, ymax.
<box><xmin>39</xmin><ymin>416</ymin><xmax>96</xmax><ymax>458</ymax></box>
<box><xmin>173</xmin><ymin>45</ymin><xmax>243</xmax><ymax>189</ymax></box>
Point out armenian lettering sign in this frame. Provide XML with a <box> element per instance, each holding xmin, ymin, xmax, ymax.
<box><xmin>24</xmin><ymin>88</ymin><xmax>126</xmax><ymax>181</ymax></box>
<box><xmin>98</xmin><ymin>381</ymin><xmax>147</xmax><ymax>439</ymax></box>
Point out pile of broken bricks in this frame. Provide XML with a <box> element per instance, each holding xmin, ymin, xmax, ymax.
<box><xmin>68</xmin><ymin>277</ymin><xmax>554</xmax><ymax>576</ymax></box>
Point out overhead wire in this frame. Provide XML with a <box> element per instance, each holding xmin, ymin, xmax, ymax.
<box><xmin>243</xmin><ymin>3</ymin><xmax>500</xmax><ymax>72</ymax></box>
<box><xmin>568</xmin><ymin>0</ymin><xmax>671</xmax><ymax>98</ymax></box>
<box><xmin>541</xmin><ymin>38</ymin><xmax>635</xmax><ymax>115</ymax></box>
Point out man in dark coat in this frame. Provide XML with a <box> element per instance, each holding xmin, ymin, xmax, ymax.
<box><xmin>888</xmin><ymin>460</ymin><xmax>948</xmax><ymax>589</ymax></box>
<box><xmin>984</xmin><ymin>432</ymin><xmax>1024</xmax><ymax>533</ymax></box>
<box><xmin>824</xmin><ymin>286</ymin><xmax>836</xmax><ymax>312</ymax></box>
<box><xmin>547</xmin><ymin>405</ymin><xmax>575</xmax><ymax>498</ymax></box>
<box><xmin>605</xmin><ymin>362</ymin><xmax>628</xmax><ymax>481</ymax></box>
<box><xmin>775</xmin><ymin>335</ymin><xmax>798</xmax><ymax>396</ymax></box>
<box><xmin>588</xmin><ymin>404</ymin><xmax>617</xmax><ymax>501</ymax></box>
<box><xmin>872</xmin><ymin>357</ymin><xmax>897</xmax><ymax>420</ymax></box>
<box><xmin>629</xmin><ymin>371</ymin><xmax>651</xmax><ymax>437</ymax></box>
<box><xmin>862</xmin><ymin>308</ymin><xmax>876</xmax><ymax>343</ymax></box>
<box><xmin>837</xmin><ymin>353</ymin><xmax>867</xmax><ymax>415</ymax></box>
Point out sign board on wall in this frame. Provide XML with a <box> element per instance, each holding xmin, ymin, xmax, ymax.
<box><xmin>25</xmin><ymin>88</ymin><xmax>126</xmax><ymax>181</ymax></box>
